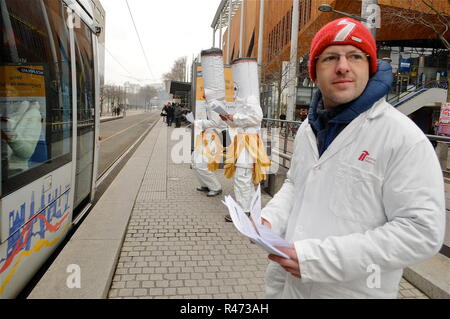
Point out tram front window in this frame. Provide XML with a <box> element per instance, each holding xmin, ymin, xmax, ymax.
<box><xmin>0</xmin><ymin>0</ymin><xmax>73</xmax><ymax>196</ymax></box>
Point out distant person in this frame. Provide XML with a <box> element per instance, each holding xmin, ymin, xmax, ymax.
<box><xmin>166</xmin><ymin>103</ymin><xmax>174</xmax><ymax>127</ymax></box>
<box><xmin>279</xmin><ymin>113</ymin><xmax>287</xmax><ymax>130</ymax></box>
<box><xmin>161</xmin><ymin>104</ymin><xmax>168</xmax><ymax>123</ymax></box>
<box><xmin>173</xmin><ymin>104</ymin><xmax>183</xmax><ymax>128</ymax></box>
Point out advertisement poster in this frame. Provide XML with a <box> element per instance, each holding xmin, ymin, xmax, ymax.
<box><xmin>438</xmin><ymin>103</ymin><xmax>450</xmax><ymax>136</ymax></box>
<box><xmin>0</xmin><ymin>65</ymin><xmax>47</xmax><ymax>168</ymax></box>
<box><xmin>0</xmin><ymin>64</ymin><xmax>46</xmax><ymax>115</ymax></box>
<box><xmin>195</xmin><ymin>65</ymin><xmax>235</xmax><ymax>119</ymax></box>
<box><xmin>195</xmin><ymin>65</ymin><xmax>207</xmax><ymax>120</ymax></box>
<box><xmin>224</xmin><ymin>66</ymin><xmax>236</xmax><ymax>114</ymax></box>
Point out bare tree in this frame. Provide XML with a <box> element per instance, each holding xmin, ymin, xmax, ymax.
<box><xmin>163</xmin><ymin>56</ymin><xmax>188</xmax><ymax>82</ymax></box>
<box><xmin>138</xmin><ymin>85</ymin><xmax>158</xmax><ymax>107</ymax></box>
<box><xmin>262</xmin><ymin>56</ymin><xmax>291</xmax><ymax>118</ymax></box>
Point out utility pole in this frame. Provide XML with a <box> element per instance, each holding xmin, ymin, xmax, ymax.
<box><xmin>239</xmin><ymin>0</ymin><xmax>245</xmax><ymax>58</ymax></box>
<box><xmin>227</xmin><ymin>0</ymin><xmax>233</xmax><ymax>63</ymax></box>
<box><xmin>286</xmin><ymin>0</ymin><xmax>299</xmax><ymax>121</ymax></box>
<box><xmin>257</xmin><ymin>0</ymin><xmax>264</xmax><ymax>82</ymax></box>
<box><xmin>361</xmin><ymin>0</ymin><xmax>379</xmax><ymax>39</ymax></box>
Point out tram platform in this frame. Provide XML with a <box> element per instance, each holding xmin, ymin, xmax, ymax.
<box><xmin>28</xmin><ymin>119</ymin><xmax>433</xmax><ymax>299</ymax></box>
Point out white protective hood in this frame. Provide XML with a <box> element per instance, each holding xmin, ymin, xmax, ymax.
<box><xmin>201</xmin><ymin>48</ymin><xmax>226</xmax><ymax>102</ymax></box>
<box><xmin>231</xmin><ymin>58</ymin><xmax>260</xmax><ymax>106</ymax></box>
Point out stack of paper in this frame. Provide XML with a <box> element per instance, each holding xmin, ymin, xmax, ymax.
<box><xmin>211</xmin><ymin>103</ymin><xmax>228</xmax><ymax>116</ymax></box>
<box><xmin>222</xmin><ymin>185</ymin><xmax>293</xmax><ymax>258</ymax></box>
<box><xmin>185</xmin><ymin>112</ymin><xmax>195</xmax><ymax>123</ymax></box>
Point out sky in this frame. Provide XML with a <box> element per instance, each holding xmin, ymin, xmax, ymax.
<box><xmin>100</xmin><ymin>0</ymin><xmax>222</xmax><ymax>86</ymax></box>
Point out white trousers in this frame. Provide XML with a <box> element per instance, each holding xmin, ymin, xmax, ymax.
<box><xmin>234</xmin><ymin>166</ymin><xmax>255</xmax><ymax>212</ymax></box>
<box><xmin>191</xmin><ymin>150</ymin><xmax>222</xmax><ymax>192</ymax></box>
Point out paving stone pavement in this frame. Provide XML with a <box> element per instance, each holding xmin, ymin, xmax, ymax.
<box><xmin>107</xmin><ymin>121</ymin><xmax>429</xmax><ymax>299</ymax></box>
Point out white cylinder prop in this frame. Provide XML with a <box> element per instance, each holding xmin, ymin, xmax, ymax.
<box><xmin>201</xmin><ymin>48</ymin><xmax>226</xmax><ymax>102</ymax></box>
<box><xmin>231</xmin><ymin>58</ymin><xmax>260</xmax><ymax>106</ymax></box>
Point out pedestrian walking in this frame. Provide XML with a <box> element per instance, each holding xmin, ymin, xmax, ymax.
<box><xmin>161</xmin><ymin>104</ymin><xmax>168</xmax><ymax>123</ymax></box>
<box><xmin>166</xmin><ymin>103</ymin><xmax>174</xmax><ymax>127</ymax></box>
<box><xmin>174</xmin><ymin>104</ymin><xmax>183</xmax><ymax>128</ymax></box>
<box><xmin>261</xmin><ymin>18</ymin><xmax>445</xmax><ymax>299</ymax></box>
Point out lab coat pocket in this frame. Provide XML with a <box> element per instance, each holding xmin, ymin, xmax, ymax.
<box><xmin>330</xmin><ymin>164</ymin><xmax>384</xmax><ymax>226</ymax></box>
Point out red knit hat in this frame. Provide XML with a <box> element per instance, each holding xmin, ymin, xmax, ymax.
<box><xmin>308</xmin><ymin>17</ymin><xmax>377</xmax><ymax>82</ymax></box>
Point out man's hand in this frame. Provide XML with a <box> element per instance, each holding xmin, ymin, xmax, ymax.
<box><xmin>261</xmin><ymin>218</ymin><xmax>271</xmax><ymax>229</ymax></box>
<box><xmin>268</xmin><ymin>247</ymin><xmax>301</xmax><ymax>278</ymax></box>
<box><xmin>219</xmin><ymin>114</ymin><xmax>234</xmax><ymax>122</ymax></box>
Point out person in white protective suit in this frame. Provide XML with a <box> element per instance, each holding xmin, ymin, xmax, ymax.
<box><xmin>191</xmin><ymin>48</ymin><xmax>228</xmax><ymax>197</ymax></box>
<box><xmin>220</xmin><ymin>58</ymin><xmax>270</xmax><ymax>222</ymax></box>
<box><xmin>261</xmin><ymin>18</ymin><xmax>445</xmax><ymax>298</ymax></box>
<box><xmin>1</xmin><ymin>100</ymin><xmax>42</xmax><ymax>175</ymax></box>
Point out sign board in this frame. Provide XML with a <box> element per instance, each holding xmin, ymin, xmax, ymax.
<box><xmin>438</xmin><ymin>103</ymin><xmax>450</xmax><ymax>136</ymax></box>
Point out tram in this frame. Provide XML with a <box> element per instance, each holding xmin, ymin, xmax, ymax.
<box><xmin>0</xmin><ymin>0</ymin><xmax>105</xmax><ymax>298</ymax></box>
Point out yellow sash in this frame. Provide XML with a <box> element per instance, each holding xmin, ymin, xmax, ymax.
<box><xmin>195</xmin><ymin>130</ymin><xmax>224</xmax><ymax>172</ymax></box>
<box><xmin>224</xmin><ymin>133</ymin><xmax>271</xmax><ymax>184</ymax></box>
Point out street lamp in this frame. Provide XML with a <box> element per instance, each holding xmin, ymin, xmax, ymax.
<box><xmin>318</xmin><ymin>3</ymin><xmax>378</xmax><ymax>39</ymax></box>
<box><xmin>318</xmin><ymin>4</ymin><xmax>367</xmax><ymax>22</ymax></box>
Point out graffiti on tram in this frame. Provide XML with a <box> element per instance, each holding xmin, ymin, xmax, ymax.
<box><xmin>0</xmin><ymin>183</ymin><xmax>71</xmax><ymax>294</ymax></box>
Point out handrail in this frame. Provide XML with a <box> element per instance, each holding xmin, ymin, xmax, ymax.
<box><xmin>262</xmin><ymin>118</ymin><xmax>302</xmax><ymax>125</ymax></box>
<box><xmin>263</xmin><ymin>120</ymin><xmax>450</xmax><ymax>171</ymax></box>
<box><xmin>387</xmin><ymin>79</ymin><xmax>447</xmax><ymax>105</ymax></box>
<box><xmin>392</xmin><ymin>88</ymin><xmax>429</xmax><ymax>108</ymax></box>
<box><xmin>426</xmin><ymin>134</ymin><xmax>450</xmax><ymax>143</ymax></box>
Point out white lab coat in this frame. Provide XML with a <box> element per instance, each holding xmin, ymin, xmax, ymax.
<box><xmin>192</xmin><ymin>103</ymin><xmax>227</xmax><ymax>192</ymax></box>
<box><xmin>261</xmin><ymin>98</ymin><xmax>445</xmax><ymax>298</ymax></box>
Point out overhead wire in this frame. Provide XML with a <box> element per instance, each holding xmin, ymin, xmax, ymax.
<box><xmin>102</xmin><ymin>44</ymin><xmax>153</xmax><ymax>84</ymax></box>
<box><xmin>125</xmin><ymin>0</ymin><xmax>157</xmax><ymax>82</ymax></box>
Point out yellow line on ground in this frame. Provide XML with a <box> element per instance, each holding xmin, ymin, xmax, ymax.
<box><xmin>102</xmin><ymin>117</ymin><xmax>151</xmax><ymax>143</ymax></box>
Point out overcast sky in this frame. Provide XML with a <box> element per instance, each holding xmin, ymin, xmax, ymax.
<box><xmin>100</xmin><ymin>0</ymin><xmax>222</xmax><ymax>86</ymax></box>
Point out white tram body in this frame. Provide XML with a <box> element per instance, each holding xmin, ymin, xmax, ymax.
<box><xmin>0</xmin><ymin>0</ymin><xmax>105</xmax><ymax>298</ymax></box>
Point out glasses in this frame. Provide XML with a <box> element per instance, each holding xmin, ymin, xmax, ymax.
<box><xmin>316</xmin><ymin>52</ymin><xmax>370</xmax><ymax>65</ymax></box>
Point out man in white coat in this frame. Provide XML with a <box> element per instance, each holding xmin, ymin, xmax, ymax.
<box><xmin>261</xmin><ymin>18</ymin><xmax>445</xmax><ymax>298</ymax></box>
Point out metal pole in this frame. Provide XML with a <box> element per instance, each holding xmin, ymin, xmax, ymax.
<box><xmin>361</xmin><ymin>0</ymin><xmax>379</xmax><ymax>39</ymax></box>
<box><xmin>286</xmin><ymin>0</ymin><xmax>299</xmax><ymax>121</ymax></box>
<box><xmin>257</xmin><ymin>0</ymin><xmax>265</xmax><ymax>81</ymax></box>
<box><xmin>227</xmin><ymin>0</ymin><xmax>233</xmax><ymax>63</ymax></box>
<box><xmin>213</xmin><ymin>27</ymin><xmax>216</xmax><ymax>47</ymax></box>
<box><xmin>239</xmin><ymin>0</ymin><xmax>245</xmax><ymax>58</ymax></box>
<box><xmin>219</xmin><ymin>13</ymin><xmax>223</xmax><ymax>49</ymax></box>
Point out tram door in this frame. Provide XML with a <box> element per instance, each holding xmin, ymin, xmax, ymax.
<box><xmin>73</xmin><ymin>21</ymin><xmax>95</xmax><ymax>211</ymax></box>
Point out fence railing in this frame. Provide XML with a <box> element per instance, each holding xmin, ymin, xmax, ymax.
<box><xmin>263</xmin><ymin>118</ymin><xmax>450</xmax><ymax>179</ymax></box>
<box><xmin>262</xmin><ymin>118</ymin><xmax>301</xmax><ymax>168</ymax></box>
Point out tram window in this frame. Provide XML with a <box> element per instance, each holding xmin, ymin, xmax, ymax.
<box><xmin>0</xmin><ymin>0</ymin><xmax>72</xmax><ymax>197</ymax></box>
<box><xmin>73</xmin><ymin>20</ymin><xmax>95</xmax><ymax>208</ymax></box>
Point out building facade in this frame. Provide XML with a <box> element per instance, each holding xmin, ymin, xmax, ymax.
<box><xmin>213</xmin><ymin>0</ymin><xmax>449</xmax><ymax>127</ymax></box>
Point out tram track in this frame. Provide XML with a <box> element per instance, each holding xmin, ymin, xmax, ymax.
<box><xmin>96</xmin><ymin>112</ymin><xmax>160</xmax><ymax>187</ymax></box>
